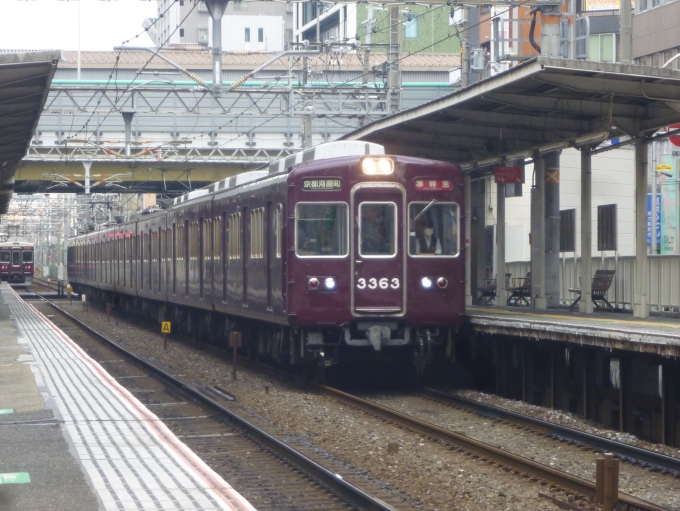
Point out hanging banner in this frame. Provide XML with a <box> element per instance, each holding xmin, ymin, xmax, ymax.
<box><xmin>659</xmin><ymin>156</ymin><xmax>678</xmax><ymax>254</ymax></box>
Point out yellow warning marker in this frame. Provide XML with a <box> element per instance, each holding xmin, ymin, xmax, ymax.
<box><xmin>162</xmin><ymin>322</ymin><xmax>171</xmax><ymax>350</ymax></box>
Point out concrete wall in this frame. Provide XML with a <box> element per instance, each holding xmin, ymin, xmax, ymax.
<box><xmin>487</xmin><ymin>146</ymin><xmax>637</xmax><ymax>262</ymax></box>
<box><xmin>632</xmin><ymin>1</ymin><xmax>680</xmax><ymax>58</ymax></box>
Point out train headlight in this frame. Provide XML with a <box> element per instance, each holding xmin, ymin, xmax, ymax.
<box><xmin>420</xmin><ymin>277</ymin><xmax>433</xmax><ymax>289</ymax></box>
<box><xmin>437</xmin><ymin>277</ymin><xmax>448</xmax><ymax>289</ymax></box>
<box><xmin>324</xmin><ymin>277</ymin><xmax>336</xmax><ymax>290</ymax></box>
<box><xmin>362</xmin><ymin>157</ymin><xmax>394</xmax><ymax>175</ymax></box>
<box><xmin>308</xmin><ymin>277</ymin><xmax>320</xmax><ymax>290</ymax></box>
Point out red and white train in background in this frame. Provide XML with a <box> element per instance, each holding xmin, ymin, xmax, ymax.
<box><xmin>0</xmin><ymin>240</ymin><xmax>34</xmax><ymax>286</ymax></box>
<box><xmin>67</xmin><ymin>142</ymin><xmax>465</xmax><ymax>373</ymax></box>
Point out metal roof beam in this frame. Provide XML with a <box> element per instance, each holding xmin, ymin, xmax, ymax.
<box><xmin>534</xmin><ymin>74</ymin><xmax>680</xmax><ymax>102</ymax></box>
<box><xmin>437</xmin><ymin>108</ymin><xmax>595</xmax><ymax>134</ymax></box>
<box><xmin>399</xmin><ymin>120</ymin><xmax>569</xmax><ymax>145</ymax></box>
<box><xmin>482</xmin><ymin>92</ymin><xmax>657</xmax><ymax>120</ymax></box>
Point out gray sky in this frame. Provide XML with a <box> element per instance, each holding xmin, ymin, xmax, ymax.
<box><xmin>0</xmin><ymin>0</ymin><xmax>158</xmax><ymax>52</ymax></box>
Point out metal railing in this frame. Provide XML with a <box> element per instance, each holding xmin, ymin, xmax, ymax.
<box><xmin>504</xmin><ymin>255</ymin><xmax>680</xmax><ymax>312</ymax></box>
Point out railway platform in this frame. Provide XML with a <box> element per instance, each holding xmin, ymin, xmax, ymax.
<box><xmin>0</xmin><ymin>283</ymin><xmax>255</xmax><ymax>511</ymax></box>
<box><xmin>467</xmin><ymin>305</ymin><xmax>680</xmax><ymax>357</ymax></box>
<box><xmin>464</xmin><ymin>305</ymin><xmax>680</xmax><ymax>448</ymax></box>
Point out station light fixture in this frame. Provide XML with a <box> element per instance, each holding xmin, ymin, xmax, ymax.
<box><xmin>537</xmin><ymin>141</ymin><xmax>569</xmax><ymax>155</ymax></box>
<box><xmin>459</xmin><ymin>162</ymin><xmax>475</xmax><ymax>171</ymax></box>
<box><xmin>574</xmin><ymin>131</ymin><xmax>609</xmax><ymax>147</ymax></box>
<box><xmin>362</xmin><ymin>157</ymin><xmax>394</xmax><ymax>175</ymax></box>
<box><xmin>477</xmin><ymin>157</ymin><xmax>501</xmax><ymax>168</ymax></box>
<box><xmin>505</xmin><ymin>150</ymin><xmax>533</xmax><ymax>162</ymax></box>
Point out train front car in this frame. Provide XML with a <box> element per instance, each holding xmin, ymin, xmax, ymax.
<box><xmin>0</xmin><ymin>241</ymin><xmax>35</xmax><ymax>286</ymax></box>
<box><xmin>287</xmin><ymin>154</ymin><xmax>464</xmax><ymax>374</ymax></box>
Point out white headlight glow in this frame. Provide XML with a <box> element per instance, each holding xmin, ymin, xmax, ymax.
<box><xmin>421</xmin><ymin>277</ymin><xmax>432</xmax><ymax>289</ymax></box>
<box><xmin>362</xmin><ymin>157</ymin><xmax>394</xmax><ymax>175</ymax></box>
<box><xmin>324</xmin><ymin>277</ymin><xmax>336</xmax><ymax>290</ymax></box>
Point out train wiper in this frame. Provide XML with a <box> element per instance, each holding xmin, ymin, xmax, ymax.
<box><xmin>414</xmin><ymin>200</ymin><xmax>436</xmax><ymax>221</ymax></box>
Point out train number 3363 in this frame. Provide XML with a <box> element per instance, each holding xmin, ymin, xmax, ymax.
<box><xmin>356</xmin><ymin>277</ymin><xmax>400</xmax><ymax>290</ymax></box>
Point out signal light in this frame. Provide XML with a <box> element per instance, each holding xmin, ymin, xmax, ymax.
<box><xmin>308</xmin><ymin>277</ymin><xmax>320</xmax><ymax>290</ymax></box>
<box><xmin>437</xmin><ymin>277</ymin><xmax>448</xmax><ymax>289</ymax></box>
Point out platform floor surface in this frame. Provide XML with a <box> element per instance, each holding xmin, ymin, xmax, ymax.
<box><xmin>0</xmin><ymin>284</ymin><xmax>256</xmax><ymax>511</ymax></box>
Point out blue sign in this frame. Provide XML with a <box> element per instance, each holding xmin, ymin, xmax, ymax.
<box><xmin>647</xmin><ymin>193</ymin><xmax>661</xmax><ymax>246</ymax></box>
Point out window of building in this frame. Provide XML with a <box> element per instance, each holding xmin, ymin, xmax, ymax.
<box><xmin>180</xmin><ymin>28</ymin><xmax>185</xmax><ymax>38</ymax></box>
<box><xmin>245</xmin><ymin>28</ymin><xmax>250</xmax><ymax>43</ymax></box>
<box><xmin>588</xmin><ymin>33</ymin><xmax>616</xmax><ymax>63</ymax></box>
<box><xmin>404</xmin><ymin>14</ymin><xmax>418</xmax><ymax>39</ymax></box>
<box><xmin>258</xmin><ymin>28</ymin><xmax>264</xmax><ymax>43</ymax></box>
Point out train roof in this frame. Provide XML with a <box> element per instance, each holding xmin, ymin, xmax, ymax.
<box><xmin>0</xmin><ymin>240</ymin><xmax>33</xmax><ymax>248</ymax></box>
<box><xmin>173</xmin><ymin>141</ymin><xmax>384</xmax><ymax>205</ymax></box>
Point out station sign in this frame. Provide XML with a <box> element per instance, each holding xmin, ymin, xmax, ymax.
<box><xmin>494</xmin><ymin>166</ymin><xmax>522</xmax><ymax>184</ymax></box>
<box><xmin>414</xmin><ymin>179</ymin><xmax>453</xmax><ymax>191</ymax></box>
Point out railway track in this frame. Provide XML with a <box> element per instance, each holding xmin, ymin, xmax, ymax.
<box><xmin>28</xmin><ymin>292</ymin><xmax>410</xmax><ymax>511</ymax></box>
<box><xmin>31</xmin><ymin>293</ymin><xmax>675</xmax><ymax>511</ymax></box>
<box><xmin>418</xmin><ymin>388</ymin><xmax>680</xmax><ymax>475</ymax></box>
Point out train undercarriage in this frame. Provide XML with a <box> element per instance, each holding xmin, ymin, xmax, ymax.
<box><xmin>75</xmin><ymin>286</ymin><xmax>456</xmax><ymax>382</ymax></box>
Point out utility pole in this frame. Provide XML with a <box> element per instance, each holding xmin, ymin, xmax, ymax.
<box><xmin>460</xmin><ymin>7</ymin><xmax>471</xmax><ymax>87</ymax></box>
<box><xmin>619</xmin><ymin>0</ymin><xmax>632</xmax><ymax>64</ymax></box>
<box><xmin>387</xmin><ymin>5</ymin><xmax>401</xmax><ymax>114</ymax></box>
<box><xmin>360</xmin><ymin>4</ymin><xmax>375</xmax><ymax>126</ymax></box>
<box><xmin>204</xmin><ymin>0</ymin><xmax>229</xmax><ymax>96</ymax></box>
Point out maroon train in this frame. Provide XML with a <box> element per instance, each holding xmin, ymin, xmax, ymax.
<box><xmin>0</xmin><ymin>240</ymin><xmax>34</xmax><ymax>286</ymax></box>
<box><xmin>68</xmin><ymin>142</ymin><xmax>465</xmax><ymax>373</ymax></box>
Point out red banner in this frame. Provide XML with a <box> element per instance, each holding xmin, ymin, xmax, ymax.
<box><xmin>494</xmin><ymin>166</ymin><xmax>522</xmax><ymax>184</ymax></box>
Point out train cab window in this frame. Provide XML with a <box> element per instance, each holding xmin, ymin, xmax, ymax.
<box><xmin>408</xmin><ymin>202</ymin><xmax>459</xmax><ymax>257</ymax></box>
<box><xmin>0</xmin><ymin>251</ymin><xmax>9</xmax><ymax>263</ymax></box>
<box><xmin>22</xmin><ymin>250</ymin><xmax>32</xmax><ymax>263</ymax></box>
<box><xmin>12</xmin><ymin>251</ymin><xmax>20</xmax><ymax>265</ymax></box>
<box><xmin>358</xmin><ymin>202</ymin><xmax>396</xmax><ymax>257</ymax></box>
<box><xmin>295</xmin><ymin>203</ymin><xmax>348</xmax><ymax>257</ymax></box>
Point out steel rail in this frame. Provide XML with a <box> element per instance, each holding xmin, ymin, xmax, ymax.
<box><xmin>319</xmin><ymin>385</ymin><xmax>669</xmax><ymax>511</ymax></box>
<box><xmin>421</xmin><ymin>387</ymin><xmax>680</xmax><ymax>476</ymax></box>
<box><xmin>33</xmin><ymin>294</ymin><xmax>399</xmax><ymax>511</ymax></box>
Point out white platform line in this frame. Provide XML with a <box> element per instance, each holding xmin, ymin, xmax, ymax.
<box><xmin>5</xmin><ymin>287</ymin><xmax>256</xmax><ymax>511</ymax></box>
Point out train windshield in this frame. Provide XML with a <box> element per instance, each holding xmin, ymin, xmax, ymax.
<box><xmin>358</xmin><ymin>202</ymin><xmax>397</xmax><ymax>257</ymax></box>
<box><xmin>0</xmin><ymin>251</ymin><xmax>8</xmax><ymax>263</ymax></box>
<box><xmin>296</xmin><ymin>203</ymin><xmax>348</xmax><ymax>257</ymax></box>
<box><xmin>23</xmin><ymin>251</ymin><xmax>33</xmax><ymax>263</ymax></box>
<box><xmin>409</xmin><ymin>202</ymin><xmax>459</xmax><ymax>256</ymax></box>
<box><xmin>12</xmin><ymin>251</ymin><xmax>20</xmax><ymax>265</ymax></box>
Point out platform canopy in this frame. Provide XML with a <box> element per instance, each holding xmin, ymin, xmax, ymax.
<box><xmin>342</xmin><ymin>57</ymin><xmax>680</xmax><ymax>173</ymax></box>
<box><xmin>0</xmin><ymin>51</ymin><xmax>60</xmax><ymax>214</ymax></box>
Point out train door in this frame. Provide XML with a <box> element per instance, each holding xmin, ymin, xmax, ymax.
<box><xmin>351</xmin><ymin>184</ymin><xmax>405</xmax><ymax>315</ymax></box>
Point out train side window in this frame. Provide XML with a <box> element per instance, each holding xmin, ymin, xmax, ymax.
<box><xmin>274</xmin><ymin>204</ymin><xmax>282</xmax><ymax>258</ymax></box>
<box><xmin>22</xmin><ymin>250</ymin><xmax>33</xmax><ymax>263</ymax></box>
<box><xmin>250</xmin><ymin>208</ymin><xmax>264</xmax><ymax>259</ymax></box>
<box><xmin>228</xmin><ymin>212</ymin><xmax>241</xmax><ymax>259</ymax></box>
<box><xmin>408</xmin><ymin>202</ymin><xmax>459</xmax><ymax>257</ymax></box>
<box><xmin>213</xmin><ymin>216</ymin><xmax>221</xmax><ymax>261</ymax></box>
<box><xmin>295</xmin><ymin>202</ymin><xmax>348</xmax><ymax>257</ymax></box>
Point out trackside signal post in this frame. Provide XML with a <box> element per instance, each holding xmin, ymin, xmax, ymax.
<box><xmin>162</xmin><ymin>322</ymin><xmax>171</xmax><ymax>350</ymax></box>
<box><xmin>229</xmin><ymin>332</ymin><xmax>242</xmax><ymax>380</ymax></box>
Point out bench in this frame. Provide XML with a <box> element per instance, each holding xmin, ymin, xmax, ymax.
<box><xmin>475</xmin><ymin>273</ymin><xmax>511</xmax><ymax>305</ymax></box>
<box><xmin>507</xmin><ymin>272</ymin><xmax>531</xmax><ymax>306</ymax></box>
<box><xmin>569</xmin><ymin>269</ymin><xmax>615</xmax><ymax>311</ymax></box>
